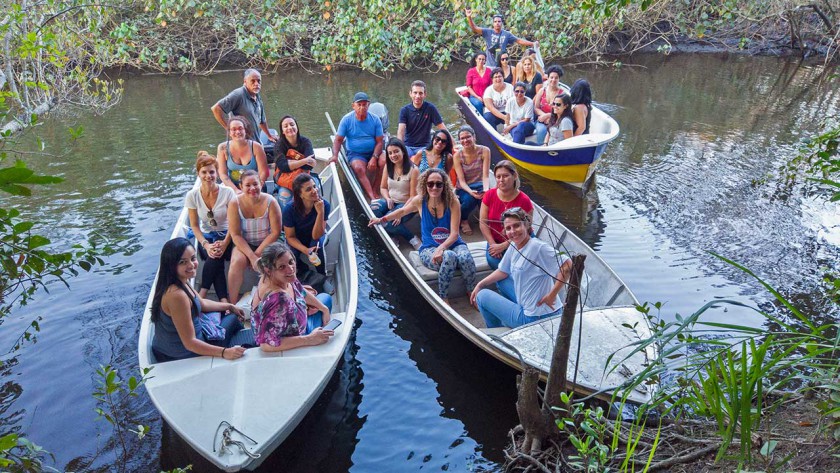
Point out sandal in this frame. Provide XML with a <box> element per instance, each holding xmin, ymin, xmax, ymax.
<box><xmin>460</xmin><ymin>221</ymin><xmax>473</xmax><ymax>235</ymax></box>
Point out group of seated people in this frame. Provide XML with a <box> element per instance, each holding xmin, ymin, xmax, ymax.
<box><xmin>463</xmin><ymin>52</ymin><xmax>592</xmax><ymax>145</ymax></box>
<box><xmin>151</xmin><ymin>70</ymin><xmax>576</xmax><ymax>363</ymax></box>
<box><xmin>151</xmin><ymin>122</ymin><xmax>334</xmax><ymax>362</ymax></box>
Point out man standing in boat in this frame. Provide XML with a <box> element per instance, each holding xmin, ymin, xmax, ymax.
<box><xmin>397</xmin><ymin>80</ymin><xmax>447</xmax><ymax>157</ymax></box>
<box><xmin>331</xmin><ymin>92</ymin><xmax>385</xmax><ymax>201</ymax></box>
<box><xmin>464</xmin><ymin>9</ymin><xmax>537</xmax><ymax>68</ymax></box>
<box><xmin>211</xmin><ymin>69</ymin><xmax>279</xmax><ymax>144</ymax></box>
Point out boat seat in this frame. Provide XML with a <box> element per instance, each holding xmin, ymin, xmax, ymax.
<box><xmin>480</xmin><ymin>327</ymin><xmax>509</xmax><ymax>336</ymax></box>
<box><xmin>407</xmin><ymin>241</ymin><xmax>489</xmax><ymax>282</ymax></box>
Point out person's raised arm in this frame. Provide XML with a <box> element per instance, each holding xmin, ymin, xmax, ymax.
<box><xmin>517</xmin><ymin>38</ymin><xmax>537</xmax><ymax>48</ymax></box>
<box><xmin>464</xmin><ymin>8</ymin><xmax>482</xmax><ymax>35</ymax></box>
<box><xmin>312</xmin><ymin>199</ymin><xmax>327</xmax><ymax>242</ymax></box>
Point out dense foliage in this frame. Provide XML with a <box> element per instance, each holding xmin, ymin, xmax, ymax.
<box><xmin>28</xmin><ymin>0</ymin><xmax>832</xmax><ymax>74</ymax></box>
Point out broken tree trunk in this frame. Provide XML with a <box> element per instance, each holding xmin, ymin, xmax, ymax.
<box><xmin>514</xmin><ymin>254</ymin><xmax>586</xmax><ymax>455</ymax></box>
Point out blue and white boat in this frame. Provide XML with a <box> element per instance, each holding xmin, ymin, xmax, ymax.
<box><xmin>455</xmin><ymin>85</ymin><xmax>620</xmax><ymax>189</ymax></box>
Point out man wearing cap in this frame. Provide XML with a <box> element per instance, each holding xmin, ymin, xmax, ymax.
<box><xmin>464</xmin><ymin>9</ymin><xmax>537</xmax><ymax>68</ymax></box>
<box><xmin>397</xmin><ymin>80</ymin><xmax>447</xmax><ymax>157</ymax></box>
<box><xmin>331</xmin><ymin>92</ymin><xmax>385</xmax><ymax>200</ymax></box>
<box><xmin>211</xmin><ymin>69</ymin><xmax>278</xmax><ymax>143</ymax></box>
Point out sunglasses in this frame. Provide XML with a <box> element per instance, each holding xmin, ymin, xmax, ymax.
<box><xmin>514</xmin><ymin>89</ymin><xmax>525</xmax><ymax>94</ymax></box>
<box><xmin>426</xmin><ymin>181</ymin><xmax>444</xmax><ymax>189</ymax></box>
<box><xmin>500</xmin><ymin>57</ymin><xmax>509</xmax><ymax>62</ymax></box>
<box><xmin>207</xmin><ymin>210</ymin><xmax>218</xmax><ymax>227</ymax></box>
<box><xmin>553</xmin><ymin>102</ymin><xmax>564</xmax><ymax>106</ymax></box>
<box><xmin>433</xmin><ymin>136</ymin><xmax>448</xmax><ymax>143</ymax></box>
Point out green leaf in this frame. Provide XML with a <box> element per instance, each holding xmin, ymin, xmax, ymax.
<box><xmin>0</xmin><ymin>433</ymin><xmax>19</xmax><ymax>451</ymax></box>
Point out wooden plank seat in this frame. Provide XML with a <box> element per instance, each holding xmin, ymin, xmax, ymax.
<box><xmin>407</xmin><ymin>241</ymin><xmax>490</xmax><ymax>282</ymax></box>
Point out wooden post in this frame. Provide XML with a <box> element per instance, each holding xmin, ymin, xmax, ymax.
<box><xmin>543</xmin><ymin>254</ymin><xmax>586</xmax><ymax>413</ymax></box>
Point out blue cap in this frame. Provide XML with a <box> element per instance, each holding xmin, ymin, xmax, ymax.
<box><xmin>353</xmin><ymin>92</ymin><xmax>370</xmax><ymax>103</ymax></box>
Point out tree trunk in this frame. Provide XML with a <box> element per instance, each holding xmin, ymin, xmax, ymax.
<box><xmin>543</xmin><ymin>254</ymin><xmax>586</xmax><ymax>413</ymax></box>
<box><xmin>514</xmin><ymin>254</ymin><xmax>586</xmax><ymax>454</ymax></box>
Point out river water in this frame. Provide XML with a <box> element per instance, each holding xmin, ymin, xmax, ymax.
<box><xmin>1</xmin><ymin>54</ymin><xmax>838</xmax><ymax>471</ymax></box>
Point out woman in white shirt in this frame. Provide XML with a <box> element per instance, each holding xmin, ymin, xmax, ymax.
<box><xmin>503</xmin><ymin>82</ymin><xmax>535</xmax><ymax>144</ymax></box>
<box><xmin>482</xmin><ymin>68</ymin><xmax>514</xmax><ymax>130</ymax></box>
<box><xmin>185</xmin><ymin>151</ymin><xmax>237</xmax><ymax>302</ymax></box>
<box><xmin>470</xmin><ymin>207</ymin><xmax>572</xmax><ymax>328</ymax></box>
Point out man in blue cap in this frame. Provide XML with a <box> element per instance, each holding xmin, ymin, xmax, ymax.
<box><xmin>331</xmin><ymin>92</ymin><xmax>385</xmax><ymax>200</ymax></box>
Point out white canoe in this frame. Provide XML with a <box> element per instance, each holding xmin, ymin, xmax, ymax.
<box><xmin>327</xmin><ymin>115</ymin><xmax>655</xmax><ymax>404</ymax></box>
<box><xmin>137</xmin><ymin>157</ymin><xmax>358</xmax><ymax>471</ymax></box>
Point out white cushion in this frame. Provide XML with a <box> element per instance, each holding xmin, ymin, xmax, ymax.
<box><xmin>407</xmin><ymin>241</ymin><xmax>490</xmax><ymax>281</ymax></box>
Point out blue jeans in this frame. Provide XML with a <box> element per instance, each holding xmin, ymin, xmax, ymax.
<box><xmin>406</xmin><ymin>145</ymin><xmax>427</xmax><ymax>158</ymax></box>
<box><xmin>469</xmin><ymin>96</ymin><xmax>485</xmax><ymax>115</ymax></box>
<box><xmin>510</xmin><ymin>121</ymin><xmax>536</xmax><ymax>144</ymax></box>
<box><xmin>305</xmin><ymin>293</ymin><xmax>333</xmax><ymax>334</ymax></box>
<box><xmin>275</xmin><ymin>186</ymin><xmax>293</xmax><ymax>208</ymax></box>
<box><xmin>535</xmin><ymin>121</ymin><xmax>549</xmax><ymax>144</ymax></box>
<box><xmin>457</xmin><ymin>182</ymin><xmax>484</xmax><ymax>222</ymax></box>
<box><xmin>486</xmin><ymin>244</ymin><xmax>504</xmax><ymax>270</ymax></box>
<box><xmin>483</xmin><ymin>111</ymin><xmax>506</xmax><ymax>130</ymax></box>
<box><xmin>476</xmin><ymin>287</ymin><xmax>558</xmax><ymax>328</ymax></box>
<box><xmin>371</xmin><ymin>200</ymin><xmax>416</xmax><ymax>241</ymax></box>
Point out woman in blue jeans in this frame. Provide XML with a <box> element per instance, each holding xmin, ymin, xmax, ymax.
<box><xmin>452</xmin><ymin>126</ymin><xmax>490</xmax><ymax>236</ymax></box>
<box><xmin>470</xmin><ymin>208</ymin><xmax>572</xmax><ymax>329</ymax></box>
<box><xmin>370</xmin><ymin>138</ymin><xmax>422</xmax><ymax>249</ymax></box>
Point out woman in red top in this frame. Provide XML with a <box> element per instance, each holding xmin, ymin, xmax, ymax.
<box><xmin>465</xmin><ymin>52</ymin><xmax>493</xmax><ymax>115</ymax></box>
<box><xmin>479</xmin><ymin>160</ymin><xmax>534</xmax><ymax>269</ymax></box>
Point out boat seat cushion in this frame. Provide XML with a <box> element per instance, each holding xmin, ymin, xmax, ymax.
<box><xmin>408</xmin><ymin>241</ymin><xmax>489</xmax><ymax>281</ymax></box>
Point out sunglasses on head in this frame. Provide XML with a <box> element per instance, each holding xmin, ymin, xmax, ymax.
<box><xmin>426</xmin><ymin>181</ymin><xmax>444</xmax><ymax>189</ymax></box>
<box><xmin>502</xmin><ymin>206</ymin><xmax>527</xmax><ymax>219</ymax></box>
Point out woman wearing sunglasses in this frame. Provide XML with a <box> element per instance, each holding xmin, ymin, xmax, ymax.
<box><xmin>544</xmin><ymin>93</ymin><xmax>574</xmax><ymax>146</ymax></box>
<box><xmin>502</xmin><ymin>82</ymin><xmax>535</xmax><ymax>144</ymax></box>
<box><xmin>499</xmin><ymin>53</ymin><xmax>514</xmax><ymax>84</ymax></box>
<box><xmin>185</xmin><ymin>151</ymin><xmax>237</xmax><ymax>303</ymax></box>
<box><xmin>470</xmin><ymin>207</ymin><xmax>572</xmax><ymax>329</ymax></box>
<box><xmin>369</xmin><ymin>168</ymin><xmax>477</xmax><ymax>304</ymax></box>
<box><xmin>411</xmin><ymin>129</ymin><xmax>454</xmax><ymax>176</ymax></box>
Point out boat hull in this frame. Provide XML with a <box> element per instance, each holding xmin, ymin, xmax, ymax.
<box><xmin>138</xmin><ymin>158</ymin><xmax>358</xmax><ymax>471</ymax></box>
<box><xmin>455</xmin><ymin>86</ymin><xmax>619</xmax><ymax>189</ymax></box>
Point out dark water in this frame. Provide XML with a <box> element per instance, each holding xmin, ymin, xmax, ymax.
<box><xmin>1</xmin><ymin>54</ymin><xmax>837</xmax><ymax>471</ymax></box>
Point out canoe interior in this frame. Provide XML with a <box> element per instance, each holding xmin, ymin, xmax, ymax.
<box><xmin>137</xmin><ymin>157</ymin><xmax>359</xmax><ymax>471</ymax></box>
<box><xmin>328</xmin><ymin>118</ymin><xmax>656</xmax><ymax>404</ymax></box>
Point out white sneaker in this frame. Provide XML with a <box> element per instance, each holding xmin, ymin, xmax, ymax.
<box><xmin>409</xmin><ymin>236</ymin><xmax>422</xmax><ymax>250</ymax></box>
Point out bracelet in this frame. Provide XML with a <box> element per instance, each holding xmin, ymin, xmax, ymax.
<box><xmin>221</xmin><ymin>347</ymin><xmax>227</xmax><ymax>359</ymax></box>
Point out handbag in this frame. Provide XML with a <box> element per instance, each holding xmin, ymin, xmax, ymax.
<box><xmin>198</xmin><ymin>311</ymin><xmax>226</xmax><ymax>341</ymax></box>
<box><xmin>274</xmin><ymin>148</ymin><xmax>309</xmax><ymax>189</ymax></box>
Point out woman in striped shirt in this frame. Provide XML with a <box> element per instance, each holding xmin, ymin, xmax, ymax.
<box><xmin>227</xmin><ymin>169</ymin><xmax>283</xmax><ymax>304</ymax></box>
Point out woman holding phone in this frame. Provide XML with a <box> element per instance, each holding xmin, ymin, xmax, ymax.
<box><xmin>251</xmin><ymin>242</ymin><xmax>334</xmax><ymax>352</ymax></box>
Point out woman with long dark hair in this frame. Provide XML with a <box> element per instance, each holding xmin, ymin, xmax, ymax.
<box><xmin>283</xmin><ymin>173</ymin><xmax>330</xmax><ymax>287</ymax></box>
<box><xmin>570</xmin><ymin>79</ymin><xmax>592</xmax><ymax>136</ymax></box>
<box><xmin>411</xmin><ymin>129</ymin><xmax>454</xmax><ymax>175</ymax></box>
<box><xmin>370</xmin><ymin>138</ymin><xmax>421</xmax><ymax>249</ymax></box>
<box><xmin>464</xmin><ymin>52</ymin><xmax>492</xmax><ymax>115</ymax></box>
<box><xmin>273</xmin><ymin>115</ymin><xmax>318</xmax><ymax>207</ymax></box>
<box><xmin>150</xmin><ymin>237</ymin><xmax>248</xmax><ymax>362</ymax></box>
<box><xmin>544</xmin><ymin>93</ymin><xmax>574</xmax><ymax>146</ymax></box>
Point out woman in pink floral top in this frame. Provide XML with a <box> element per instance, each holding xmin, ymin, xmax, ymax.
<box><xmin>251</xmin><ymin>242</ymin><xmax>333</xmax><ymax>351</ymax></box>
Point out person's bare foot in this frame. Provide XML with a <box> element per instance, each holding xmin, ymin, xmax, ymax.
<box><xmin>460</xmin><ymin>221</ymin><xmax>473</xmax><ymax>235</ymax></box>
